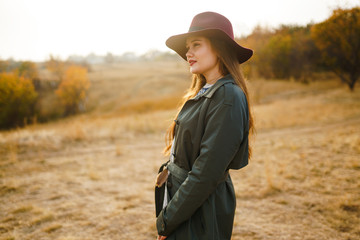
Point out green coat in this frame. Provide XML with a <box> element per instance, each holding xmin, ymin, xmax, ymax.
<box><xmin>156</xmin><ymin>74</ymin><xmax>249</xmax><ymax>239</ymax></box>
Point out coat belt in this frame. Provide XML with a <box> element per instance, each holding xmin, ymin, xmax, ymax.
<box><xmin>167</xmin><ymin>162</ymin><xmax>229</xmax><ymax>183</ymax></box>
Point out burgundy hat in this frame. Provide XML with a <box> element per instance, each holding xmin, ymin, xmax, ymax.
<box><xmin>166</xmin><ymin>11</ymin><xmax>253</xmax><ymax>64</ymax></box>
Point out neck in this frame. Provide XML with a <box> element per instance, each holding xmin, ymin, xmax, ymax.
<box><xmin>204</xmin><ymin>71</ymin><xmax>223</xmax><ymax>85</ymax></box>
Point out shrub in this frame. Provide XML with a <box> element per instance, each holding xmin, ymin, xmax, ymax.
<box><xmin>0</xmin><ymin>73</ymin><xmax>38</xmax><ymax>129</ymax></box>
<box><xmin>55</xmin><ymin>65</ymin><xmax>90</xmax><ymax>116</ymax></box>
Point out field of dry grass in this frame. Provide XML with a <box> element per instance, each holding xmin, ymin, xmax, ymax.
<box><xmin>0</xmin><ymin>61</ymin><xmax>359</xmax><ymax>240</ymax></box>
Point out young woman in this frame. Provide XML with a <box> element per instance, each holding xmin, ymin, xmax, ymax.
<box><xmin>155</xmin><ymin>11</ymin><xmax>254</xmax><ymax>240</ymax></box>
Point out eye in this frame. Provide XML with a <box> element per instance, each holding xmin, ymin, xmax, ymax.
<box><xmin>186</xmin><ymin>40</ymin><xmax>201</xmax><ymax>50</ymax></box>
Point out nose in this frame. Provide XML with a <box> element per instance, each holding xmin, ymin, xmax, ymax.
<box><xmin>185</xmin><ymin>48</ymin><xmax>193</xmax><ymax>60</ymax></box>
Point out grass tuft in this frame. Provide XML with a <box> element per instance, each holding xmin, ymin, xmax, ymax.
<box><xmin>0</xmin><ymin>185</ymin><xmax>17</xmax><ymax>195</ymax></box>
<box><xmin>30</xmin><ymin>214</ymin><xmax>54</xmax><ymax>226</ymax></box>
<box><xmin>43</xmin><ymin>223</ymin><xmax>62</xmax><ymax>233</ymax></box>
<box><xmin>12</xmin><ymin>205</ymin><xmax>33</xmax><ymax>214</ymax></box>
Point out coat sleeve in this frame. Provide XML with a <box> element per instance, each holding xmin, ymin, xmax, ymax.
<box><xmin>156</xmin><ymin>86</ymin><xmax>249</xmax><ymax>236</ymax></box>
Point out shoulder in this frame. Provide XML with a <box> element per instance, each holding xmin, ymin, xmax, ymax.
<box><xmin>205</xmin><ymin>80</ymin><xmax>249</xmax><ymax>126</ymax></box>
<box><xmin>224</xmin><ymin>82</ymin><xmax>247</xmax><ymax>105</ymax></box>
<box><xmin>210</xmin><ymin>79</ymin><xmax>247</xmax><ymax>107</ymax></box>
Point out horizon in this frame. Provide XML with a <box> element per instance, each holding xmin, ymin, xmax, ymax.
<box><xmin>1</xmin><ymin>0</ymin><xmax>359</xmax><ymax>62</ymax></box>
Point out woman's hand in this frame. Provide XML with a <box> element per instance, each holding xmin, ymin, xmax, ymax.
<box><xmin>155</xmin><ymin>168</ymin><xmax>169</xmax><ymax>187</ymax></box>
<box><xmin>157</xmin><ymin>235</ymin><xmax>167</xmax><ymax>240</ymax></box>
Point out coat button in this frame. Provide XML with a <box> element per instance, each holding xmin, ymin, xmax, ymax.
<box><xmin>167</xmin><ymin>181</ymin><xmax>172</xmax><ymax>188</ymax></box>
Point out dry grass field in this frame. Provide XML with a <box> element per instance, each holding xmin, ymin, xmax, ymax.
<box><xmin>0</xmin><ymin>61</ymin><xmax>359</xmax><ymax>240</ymax></box>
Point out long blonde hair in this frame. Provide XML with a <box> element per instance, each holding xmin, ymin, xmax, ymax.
<box><xmin>164</xmin><ymin>36</ymin><xmax>255</xmax><ymax>159</ymax></box>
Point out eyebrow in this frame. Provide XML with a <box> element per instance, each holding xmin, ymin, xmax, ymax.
<box><xmin>186</xmin><ymin>39</ymin><xmax>202</xmax><ymax>48</ymax></box>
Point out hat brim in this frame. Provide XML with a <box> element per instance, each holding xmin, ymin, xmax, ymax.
<box><xmin>166</xmin><ymin>29</ymin><xmax>253</xmax><ymax>64</ymax></box>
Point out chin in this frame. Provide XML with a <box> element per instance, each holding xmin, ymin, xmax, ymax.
<box><xmin>189</xmin><ymin>67</ymin><xmax>201</xmax><ymax>75</ymax></box>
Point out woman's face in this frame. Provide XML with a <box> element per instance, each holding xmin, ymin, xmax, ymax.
<box><xmin>185</xmin><ymin>36</ymin><xmax>219</xmax><ymax>78</ymax></box>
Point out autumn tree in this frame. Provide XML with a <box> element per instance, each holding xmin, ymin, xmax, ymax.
<box><xmin>238</xmin><ymin>25</ymin><xmax>319</xmax><ymax>81</ymax></box>
<box><xmin>311</xmin><ymin>7</ymin><xmax>360</xmax><ymax>90</ymax></box>
<box><xmin>261</xmin><ymin>25</ymin><xmax>319</xmax><ymax>80</ymax></box>
<box><xmin>264</xmin><ymin>28</ymin><xmax>293</xmax><ymax>79</ymax></box>
<box><xmin>55</xmin><ymin>65</ymin><xmax>90</xmax><ymax>116</ymax></box>
<box><xmin>237</xmin><ymin>25</ymin><xmax>273</xmax><ymax>78</ymax></box>
<box><xmin>15</xmin><ymin>61</ymin><xmax>39</xmax><ymax>80</ymax></box>
<box><xmin>0</xmin><ymin>73</ymin><xmax>38</xmax><ymax>128</ymax></box>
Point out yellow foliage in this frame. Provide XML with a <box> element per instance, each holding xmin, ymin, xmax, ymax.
<box><xmin>55</xmin><ymin>65</ymin><xmax>90</xmax><ymax>115</ymax></box>
<box><xmin>0</xmin><ymin>72</ymin><xmax>38</xmax><ymax>128</ymax></box>
<box><xmin>311</xmin><ymin>7</ymin><xmax>360</xmax><ymax>90</ymax></box>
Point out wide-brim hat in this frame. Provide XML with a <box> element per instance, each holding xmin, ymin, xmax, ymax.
<box><xmin>166</xmin><ymin>11</ymin><xmax>253</xmax><ymax>64</ymax></box>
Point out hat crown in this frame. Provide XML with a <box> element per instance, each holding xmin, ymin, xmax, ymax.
<box><xmin>188</xmin><ymin>12</ymin><xmax>234</xmax><ymax>40</ymax></box>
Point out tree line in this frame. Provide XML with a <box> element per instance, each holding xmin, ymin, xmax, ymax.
<box><xmin>238</xmin><ymin>7</ymin><xmax>360</xmax><ymax>91</ymax></box>
<box><xmin>0</xmin><ymin>57</ymin><xmax>90</xmax><ymax>129</ymax></box>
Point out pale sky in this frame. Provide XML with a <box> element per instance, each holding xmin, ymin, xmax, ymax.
<box><xmin>0</xmin><ymin>0</ymin><xmax>359</xmax><ymax>61</ymax></box>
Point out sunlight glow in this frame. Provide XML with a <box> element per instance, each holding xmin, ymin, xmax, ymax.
<box><xmin>0</xmin><ymin>0</ymin><xmax>358</xmax><ymax>61</ymax></box>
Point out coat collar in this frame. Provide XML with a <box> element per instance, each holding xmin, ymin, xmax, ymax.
<box><xmin>202</xmin><ymin>74</ymin><xmax>234</xmax><ymax>99</ymax></box>
<box><xmin>190</xmin><ymin>74</ymin><xmax>234</xmax><ymax>101</ymax></box>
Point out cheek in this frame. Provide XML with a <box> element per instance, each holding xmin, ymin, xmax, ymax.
<box><xmin>202</xmin><ymin>52</ymin><xmax>218</xmax><ymax>70</ymax></box>
<box><xmin>208</xmin><ymin>54</ymin><xmax>218</xmax><ymax>67</ymax></box>
<box><xmin>201</xmin><ymin>45</ymin><xmax>217</xmax><ymax>64</ymax></box>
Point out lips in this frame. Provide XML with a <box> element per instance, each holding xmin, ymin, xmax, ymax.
<box><xmin>188</xmin><ymin>59</ymin><xmax>197</xmax><ymax>66</ymax></box>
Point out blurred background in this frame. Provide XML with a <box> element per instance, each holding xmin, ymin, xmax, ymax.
<box><xmin>0</xmin><ymin>0</ymin><xmax>359</xmax><ymax>239</ymax></box>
